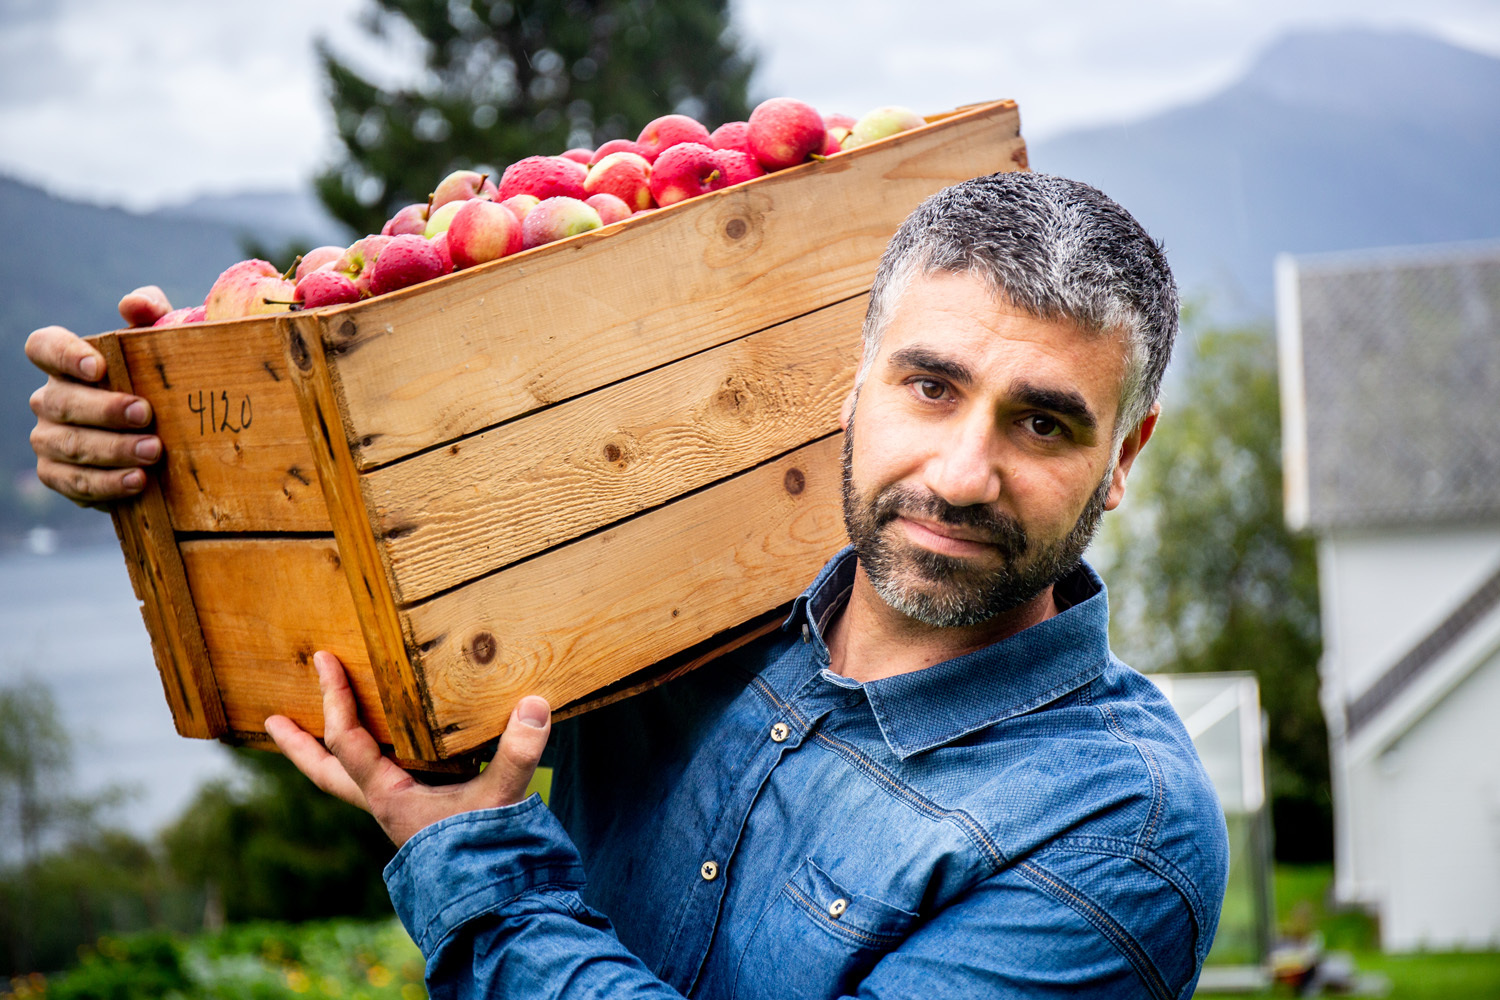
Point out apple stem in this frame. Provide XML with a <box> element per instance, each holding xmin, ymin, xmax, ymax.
<box><xmin>707</xmin><ymin>170</ymin><xmax>721</xmax><ymax>184</ymax></box>
<box><xmin>425</xmin><ymin>192</ymin><xmax>435</xmax><ymax>216</ymax></box>
<box><xmin>263</xmin><ymin>299</ymin><xmax>303</xmax><ymax>309</ymax></box>
<box><xmin>809</xmin><ymin>153</ymin><xmax>828</xmax><ymax>162</ymax></box>
<box><xmin>283</xmin><ymin>256</ymin><xmax>302</xmax><ymax>281</ymax></box>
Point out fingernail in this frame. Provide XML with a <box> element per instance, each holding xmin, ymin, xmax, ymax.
<box><xmin>125</xmin><ymin>401</ymin><xmax>150</xmax><ymax>425</ymax></box>
<box><xmin>122</xmin><ymin>469</ymin><xmax>145</xmax><ymax>490</ymax></box>
<box><xmin>134</xmin><ymin>437</ymin><xmax>160</xmax><ymax>460</ymax></box>
<box><xmin>517</xmin><ymin>696</ymin><xmax>549</xmax><ymax>729</ymax></box>
<box><xmin>79</xmin><ymin>356</ymin><xmax>100</xmax><ymax>380</ymax></box>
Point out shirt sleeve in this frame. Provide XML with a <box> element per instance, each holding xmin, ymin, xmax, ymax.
<box><xmin>387</xmin><ymin>805</ymin><xmax>1207</xmax><ymax>1000</ymax></box>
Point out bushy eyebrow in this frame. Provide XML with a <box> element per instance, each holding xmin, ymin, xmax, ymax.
<box><xmin>1009</xmin><ymin>378</ymin><xmax>1097</xmax><ymax>432</ymax></box>
<box><xmin>887</xmin><ymin>346</ymin><xmax>974</xmax><ymax>387</ymax></box>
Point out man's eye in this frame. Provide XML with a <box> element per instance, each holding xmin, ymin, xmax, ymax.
<box><xmin>1028</xmin><ymin>415</ymin><xmax>1064</xmax><ymax>438</ymax></box>
<box><xmin>915</xmin><ymin>379</ymin><xmax>946</xmax><ymax>400</ymax></box>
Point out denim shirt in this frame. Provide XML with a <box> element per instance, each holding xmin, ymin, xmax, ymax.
<box><xmin>385</xmin><ymin>549</ymin><xmax>1229</xmax><ymax>999</ymax></box>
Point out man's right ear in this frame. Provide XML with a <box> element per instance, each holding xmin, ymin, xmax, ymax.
<box><xmin>839</xmin><ymin>390</ymin><xmax>856</xmax><ymax>431</ymax></box>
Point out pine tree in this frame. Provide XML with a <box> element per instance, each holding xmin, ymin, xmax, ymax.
<box><xmin>316</xmin><ymin>0</ymin><xmax>755</xmax><ymax>236</ymax></box>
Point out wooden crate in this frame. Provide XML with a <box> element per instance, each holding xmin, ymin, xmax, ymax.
<box><xmin>93</xmin><ymin>100</ymin><xmax>1028</xmax><ymax>769</ymax></box>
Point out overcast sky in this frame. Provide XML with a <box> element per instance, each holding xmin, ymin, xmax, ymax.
<box><xmin>4</xmin><ymin>0</ymin><xmax>1499</xmax><ymax>212</ymax></box>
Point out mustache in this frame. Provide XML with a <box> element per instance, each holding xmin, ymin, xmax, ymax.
<box><xmin>870</xmin><ymin>485</ymin><xmax>1029</xmax><ymax>559</ymax></box>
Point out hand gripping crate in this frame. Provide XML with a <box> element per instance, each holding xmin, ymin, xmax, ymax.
<box><xmin>91</xmin><ymin>100</ymin><xmax>1028</xmax><ymax>771</ymax></box>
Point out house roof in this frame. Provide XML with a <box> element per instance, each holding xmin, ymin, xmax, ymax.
<box><xmin>1276</xmin><ymin>242</ymin><xmax>1500</xmax><ymax>531</ymax></box>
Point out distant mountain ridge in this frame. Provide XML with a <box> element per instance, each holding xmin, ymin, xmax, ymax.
<box><xmin>1029</xmin><ymin>28</ymin><xmax>1500</xmax><ymax>320</ymax></box>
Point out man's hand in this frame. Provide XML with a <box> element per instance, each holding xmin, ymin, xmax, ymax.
<box><xmin>25</xmin><ymin>323</ymin><xmax>162</xmax><ymax>505</ymax></box>
<box><xmin>265</xmin><ymin>651</ymin><xmax>552</xmax><ymax>847</ymax></box>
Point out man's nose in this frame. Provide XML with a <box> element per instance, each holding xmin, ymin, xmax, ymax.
<box><xmin>923</xmin><ymin>416</ymin><xmax>1001</xmax><ymax>508</ymax></box>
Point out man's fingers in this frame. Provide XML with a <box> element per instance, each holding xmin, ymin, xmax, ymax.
<box><xmin>478</xmin><ymin>696</ymin><xmax>552</xmax><ymax>804</ymax></box>
<box><xmin>35</xmin><ymin>456</ymin><xmax>146</xmax><ymax>504</ymax></box>
<box><xmin>118</xmin><ymin>286</ymin><xmax>172</xmax><ymax>328</ymax></box>
<box><xmin>265</xmin><ymin>714</ymin><xmax>371</xmax><ymax>811</ymax></box>
<box><xmin>25</xmin><ymin>326</ymin><xmax>106</xmax><ymax>382</ymax></box>
<box><xmin>31</xmin><ymin>420</ymin><xmax>160</xmax><ymax>471</ymax></box>
<box><xmin>31</xmin><ymin>376</ymin><xmax>154</xmax><ymax>431</ymax></box>
<box><xmin>313</xmin><ymin>651</ymin><xmax>389</xmax><ymax>790</ymax></box>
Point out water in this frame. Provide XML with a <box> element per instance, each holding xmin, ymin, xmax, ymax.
<box><xmin>0</xmin><ymin>542</ymin><xmax>238</xmax><ymax>838</ymax></box>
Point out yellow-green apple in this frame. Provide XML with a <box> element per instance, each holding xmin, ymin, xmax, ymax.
<box><xmin>521</xmin><ymin>197</ymin><xmax>603</xmax><ymax>250</ymax></box>
<box><xmin>635</xmin><ymin>114</ymin><xmax>711</xmax><ymax>162</ymax></box>
<box><xmin>583</xmin><ymin>151</ymin><xmax>653</xmax><ymax>211</ymax></box>
<box><xmin>424</xmin><ymin>199</ymin><xmax>467</xmax><ymax>238</ymax></box>
<box><xmin>649</xmin><ymin>142</ymin><xmax>726</xmax><ymax>206</ymax></box>
<box><xmin>500</xmin><ymin>156</ymin><xmax>588</xmax><ymax>201</ymax></box>
<box><xmin>431</xmin><ymin>170</ymin><xmax>497</xmax><ymax>210</ymax></box>
<box><xmin>842</xmin><ymin>106</ymin><xmax>925</xmax><ymax>150</ymax></box>
<box><xmin>368</xmin><ymin>234</ymin><xmax>447</xmax><ymax>295</ymax></box>
<box><xmin>823</xmin><ymin>112</ymin><xmax>856</xmax><ymax>154</ymax></box>
<box><xmin>585</xmin><ymin>193</ymin><xmax>632</xmax><ymax>225</ymax></box>
<box><xmin>295</xmin><ymin>268</ymin><xmax>361</xmax><ymax>309</ymax></box>
<box><xmin>204</xmin><ymin>260</ymin><xmax>296</xmax><ymax>320</ymax></box>
<box><xmin>447</xmin><ymin>199</ymin><xmax>523</xmax><ymax>268</ymax></box>
<box><xmin>117</xmin><ymin>285</ymin><xmax>172</xmax><ymax>327</ymax></box>
<box><xmin>748</xmin><ymin>98</ymin><xmax>824</xmax><ymax>170</ymax></box>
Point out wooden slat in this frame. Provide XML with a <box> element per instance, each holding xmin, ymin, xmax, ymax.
<box><xmin>112</xmin><ymin>318</ymin><xmax>330</xmax><ymax>532</ymax></box>
<box><xmin>405</xmin><ymin>435</ymin><xmax>847</xmax><ymax>757</ymax></box>
<box><xmin>179</xmin><ymin>536</ymin><xmax>389</xmax><ymax>744</ymax></box>
<box><xmin>318</xmin><ymin>101</ymin><xmax>1024</xmax><ymax>468</ymax></box>
<box><xmin>282</xmin><ymin>313</ymin><xmax>439</xmax><ymax>761</ymax></box>
<box><xmin>368</xmin><ymin>295</ymin><xmax>864</xmax><ymax>604</ymax></box>
<box><xmin>96</xmin><ymin>334</ymin><xmax>227</xmax><ymax>740</ymax></box>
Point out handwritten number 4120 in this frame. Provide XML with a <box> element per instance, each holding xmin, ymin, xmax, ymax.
<box><xmin>188</xmin><ymin>390</ymin><xmax>253</xmax><ymax>435</ymax></box>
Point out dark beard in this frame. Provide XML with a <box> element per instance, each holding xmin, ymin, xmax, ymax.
<box><xmin>840</xmin><ymin>425</ymin><xmax>1110</xmax><ymax>628</ymax></box>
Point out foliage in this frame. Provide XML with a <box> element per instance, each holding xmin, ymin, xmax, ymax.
<box><xmin>1095</xmin><ymin>323</ymin><xmax>1331</xmax><ymax>861</ymax></box>
<box><xmin>2</xmin><ymin>919</ymin><xmax>426</xmax><ymax>1000</ymax></box>
<box><xmin>316</xmin><ymin>0</ymin><xmax>756</xmax><ymax>235</ymax></box>
<box><xmin>161</xmin><ymin>749</ymin><xmax>396</xmax><ymax>925</ymax></box>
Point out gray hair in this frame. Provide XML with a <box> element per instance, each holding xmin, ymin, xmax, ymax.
<box><xmin>859</xmin><ymin>171</ymin><xmax>1178</xmax><ymax>439</ymax></box>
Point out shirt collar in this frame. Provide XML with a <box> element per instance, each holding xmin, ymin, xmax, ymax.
<box><xmin>783</xmin><ymin>546</ymin><xmax>1112</xmax><ymax>759</ymax></box>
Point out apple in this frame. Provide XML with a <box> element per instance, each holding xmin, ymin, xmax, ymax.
<box><xmin>559</xmin><ymin>148</ymin><xmax>594</xmax><ymax>165</ymax></box>
<box><xmin>709</xmin><ymin>121</ymin><xmax>753</xmax><ymax>155</ymax></box>
<box><xmin>712</xmin><ymin>149</ymin><xmax>765</xmax><ymax>186</ymax></box>
<box><xmin>649</xmin><ymin>142</ymin><xmax>726</xmax><ymax>206</ymax></box>
<box><xmin>429</xmin><ymin>230</ymin><xmax>454</xmax><ymax>273</ymax></box>
<box><xmin>296</xmin><ymin>245</ymin><xmax>345</xmax><ymax>280</ymax></box>
<box><xmin>204</xmin><ymin>260</ymin><xmax>296</xmax><ymax>320</ymax></box>
<box><xmin>585</xmin><ymin>193</ymin><xmax>632</xmax><ymax>225</ymax></box>
<box><xmin>332</xmin><ymin>235</ymin><xmax>394</xmax><ymax>297</ymax></box>
<box><xmin>500</xmin><ymin>194</ymin><xmax>540</xmax><ymax>221</ymax></box>
<box><xmin>590</xmin><ymin>138</ymin><xmax>649</xmax><ymax>165</ymax></box>
<box><xmin>431</xmin><ymin>170</ymin><xmax>497</xmax><ymax>210</ymax></box>
<box><xmin>822</xmin><ymin>114</ymin><xmax>856</xmax><ymax>156</ymax></box>
<box><xmin>368</xmin><ymin>234</ymin><xmax>447</xmax><ymax>295</ymax></box>
<box><xmin>748</xmin><ymin>98</ymin><xmax>825</xmax><ymax>170</ymax></box>
<box><xmin>583</xmin><ymin>151</ymin><xmax>653</xmax><ymax>212</ymax></box>
<box><xmin>447</xmin><ymin>200</ymin><xmax>524</xmax><ymax>268</ymax></box>
<box><xmin>636</xmin><ymin>114</ymin><xmax>711</xmax><ymax>162</ymax></box>
<box><xmin>117</xmin><ymin>285</ymin><xmax>172</xmax><ymax>327</ymax></box>
<box><xmin>295</xmin><ymin>269</ymin><xmax>361</xmax><ymax>309</ymax></box>
<box><xmin>153</xmin><ymin>305</ymin><xmax>207</xmax><ymax>327</ymax></box>
<box><xmin>382</xmin><ymin>202</ymin><xmax>431</xmax><ymax>236</ymax></box>
<box><xmin>842</xmin><ymin>106</ymin><xmax>925</xmax><ymax>150</ymax></box>
<box><xmin>424</xmin><ymin>199</ymin><xmax>467</xmax><ymax>238</ymax></box>
<box><xmin>521</xmin><ymin>197</ymin><xmax>603</xmax><ymax>250</ymax></box>
<box><xmin>500</xmin><ymin>156</ymin><xmax>588</xmax><ymax>201</ymax></box>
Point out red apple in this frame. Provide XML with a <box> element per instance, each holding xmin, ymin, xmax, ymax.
<box><xmin>584</xmin><ymin>151</ymin><xmax>653</xmax><ymax>212</ymax></box>
<box><xmin>747</xmin><ymin>97</ymin><xmax>825</xmax><ymax>170</ymax></box>
<box><xmin>500</xmin><ymin>194</ymin><xmax>540</xmax><ymax>221</ymax></box>
<box><xmin>713</xmin><ymin>149</ymin><xmax>766</xmax><ymax>186</ymax></box>
<box><xmin>382</xmin><ymin>202</ymin><xmax>431</xmax><ymax>236</ymax></box>
<box><xmin>118</xmin><ymin>285</ymin><xmax>172</xmax><ymax>327</ymax></box>
<box><xmin>429</xmin><ymin>231</ymin><xmax>454</xmax><ymax>273</ymax></box>
<box><xmin>500</xmin><ymin>156</ymin><xmax>588</xmax><ymax>201</ymax></box>
<box><xmin>649</xmin><ymin>142</ymin><xmax>726</xmax><ymax>206</ymax></box>
<box><xmin>521</xmin><ymin>197</ymin><xmax>603</xmax><ymax>250</ymax></box>
<box><xmin>559</xmin><ymin>148</ymin><xmax>594</xmax><ymax>165</ymax></box>
<box><xmin>332</xmin><ymin>236</ymin><xmax>394</xmax><ymax>298</ymax></box>
<box><xmin>153</xmin><ymin>305</ymin><xmax>207</xmax><ymax>327</ymax></box>
<box><xmin>204</xmin><ymin>260</ymin><xmax>296</xmax><ymax>320</ymax></box>
<box><xmin>296</xmin><ymin>245</ymin><xmax>345</xmax><ymax>280</ymax></box>
<box><xmin>590</xmin><ymin>138</ymin><xmax>649</xmax><ymax>165</ymax></box>
<box><xmin>447</xmin><ymin>200</ymin><xmax>524</xmax><ymax>269</ymax></box>
<box><xmin>368</xmin><ymin>234</ymin><xmax>447</xmax><ymax>295</ymax></box>
<box><xmin>709</xmin><ymin>121</ymin><xmax>752</xmax><ymax>155</ymax></box>
<box><xmin>636</xmin><ymin>114</ymin><xmax>712</xmax><ymax>162</ymax></box>
<box><xmin>585</xmin><ymin>193</ymin><xmax>632</xmax><ymax>225</ymax></box>
<box><xmin>295</xmin><ymin>269</ymin><xmax>361</xmax><ymax>309</ymax></box>
<box><xmin>431</xmin><ymin>170</ymin><xmax>497</xmax><ymax>210</ymax></box>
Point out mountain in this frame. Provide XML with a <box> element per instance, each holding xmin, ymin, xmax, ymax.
<box><xmin>1029</xmin><ymin>28</ymin><xmax>1500</xmax><ymax>321</ymax></box>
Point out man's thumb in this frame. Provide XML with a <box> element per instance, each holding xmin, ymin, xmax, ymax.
<box><xmin>483</xmin><ymin>696</ymin><xmax>551</xmax><ymax>804</ymax></box>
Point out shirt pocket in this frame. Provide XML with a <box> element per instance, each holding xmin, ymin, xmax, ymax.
<box><xmin>731</xmin><ymin>856</ymin><xmax>919</xmax><ymax>1000</ymax></box>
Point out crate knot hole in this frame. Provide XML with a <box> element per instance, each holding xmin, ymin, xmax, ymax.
<box><xmin>288</xmin><ymin>328</ymin><xmax>312</xmax><ymax>372</ymax></box>
<box><xmin>784</xmin><ymin>467</ymin><xmax>805</xmax><ymax>495</ymax></box>
<box><xmin>599</xmin><ymin>433</ymin><xmax>637</xmax><ymax>469</ymax></box>
<box><xmin>469</xmin><ymin>631</ymin><xmax>498</xmax><ymax>665</ymax></box>
<box><xmin>724</xmin><ymin>217</ymin><xmax>748</xmax><ymax>240</ymax></box>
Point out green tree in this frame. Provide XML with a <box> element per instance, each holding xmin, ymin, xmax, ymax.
<box><xmin>317</xmin><ymin>0</ymin><xmax>755</xmax><ymax>235</ymax></box>
<box><xmin>1095</xmin><ymin>323</ymin><xmax>1331</xmax><ymax>861</ymax></box>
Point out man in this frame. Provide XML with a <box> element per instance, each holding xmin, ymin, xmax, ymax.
<box><xmin>27</xmin><ymin>171</ymin><xmax>1228</xmax><ymax>998</ymax></box>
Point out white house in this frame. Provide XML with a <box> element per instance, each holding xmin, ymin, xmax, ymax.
<box><xmin>1276</xmin><ymin>241</ymin><xmax>1500</xmax><ymax>951</ymax></box>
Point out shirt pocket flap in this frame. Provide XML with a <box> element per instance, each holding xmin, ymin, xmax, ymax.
<box><xmin>781</xmin><ymin>856</ymin><xmax>919</xmax><ymax>949</ymax></box>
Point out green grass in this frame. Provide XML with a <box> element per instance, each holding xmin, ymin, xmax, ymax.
<box><xmin>1196</xmin><ymin>865</ymin><xmax>1500</xmax><ymax>998</ymax></box>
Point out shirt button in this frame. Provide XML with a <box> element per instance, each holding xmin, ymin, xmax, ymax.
<box><xmin>770</xmin><ymin>722</ymin><xmax>790</xmax><ymax>743</ymax></box>
<box><xmin>828</xmin><ymin>898</ymin><xmax>848</xmax><ymax>919</ymax></box>
<box><xmin>700</xmin><ymin>860</ymin><xmax>720</xmax><ymax>881</ymax></box>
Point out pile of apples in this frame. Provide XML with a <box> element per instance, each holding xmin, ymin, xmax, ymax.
<box><xmin>120</xmin><ymin>100</ymin><xmax>927</xmax><ymax>329</ymax></box>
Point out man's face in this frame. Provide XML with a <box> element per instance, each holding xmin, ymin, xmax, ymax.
<box><xmin>841</xmin><ymin>269</ymin><xmax>1150</xmax><ymax>627</ymax></box>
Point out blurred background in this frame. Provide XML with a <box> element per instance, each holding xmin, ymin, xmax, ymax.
<box><xmin>2</xmin><ymin>0</ymin><xmax>1498</xmax><ymax>996</ymax></box>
